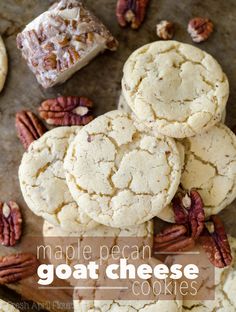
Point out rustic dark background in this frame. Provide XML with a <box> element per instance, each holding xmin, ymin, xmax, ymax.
<box><xmin>0</xmin><ymin>0</ymin><xmax>236</xmax><ymax>311</ymax></box>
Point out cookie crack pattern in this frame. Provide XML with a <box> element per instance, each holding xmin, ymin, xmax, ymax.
<box><xmin>19</xmin><ymin>127</ymin><xmax>99</xmax><ymax>231</ymax></box>
<box><xmin>64</xmin><ymin>111</ymin><xmax>181</xmax><ymax>227</ymax></box>
<box><xmin>122</xmin><ymin>41</ymin><xmax>229</xmax><ymax>138</ymax></box>
<box><xmin>180</xmin><ymin>124</ymin><xmax>236</xmax><ymax>216</ymax></box>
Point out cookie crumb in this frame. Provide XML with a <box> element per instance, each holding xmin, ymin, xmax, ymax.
<box><xmin>156</xmin><ymin>20</ymin><xmax>175</xmax><ymax>40</ymax></box>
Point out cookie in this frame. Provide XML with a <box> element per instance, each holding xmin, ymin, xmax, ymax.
<box><xmin>64</xmin><ymin>110</ymin><xmax>181</xmax><ymax>227</ymax></box>
<box><xmin>19</xmin><ymin>126</ymin><xmax>98</xmax><ymax>232</ymax></box>
<box><xmin>0</xmin><ymin>36</ymin><xmax>7</xmax><ymax>92</ymax></box>
<box><xmin>73</xmin><ymin>257</ymin><xmax>182</xmax><ymax>312</ymax></box>
<box><xmin>122</xmin><ymin>40</ymin><xmax>229</xmax><ymax>138</ymax></box>
<box><xmin>158</xmin><ymin>123</ymin><xmax>236</xmax><ymax>222</ymax></box>
<box><xmin>0</xmin><ymin>300</ymin><xmax>19</xmax><ymax>312</ymax></box>
<box><xmin>43</xmin><ymin>219</ymin><xmax>153</xmax><ymax>239</ymax></box>
<box><xmin>182</xmin><ymin>236</ymin><xmax>236</xmax><ymax>311</ymax></box>
<box><xmin>157</xmin><ymin>142</ymin><xmax>185</xmax><ymax>223</ymax></box>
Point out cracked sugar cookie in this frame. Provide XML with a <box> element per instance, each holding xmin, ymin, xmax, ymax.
<box><xmin>158</xmin><ymin>123</ymin><xmax>236</xmax><ymax>222</ymax></box>
<box><xmin>182</xmin><ymin>236</ymin><xmax>236</xmax><ymax>312</ymax></box>
<box><xmin>19</xmin><ymin>126</ymin><xmax>98</xmax><ymax>232</ymax></box>
<box><xmin>0</xmin><ymin>299</ymin><xmax>19</xmax><ymax>312</ymax></box>
<box><xmin>122</xmin><ymin>41</ymin><xmax>229</xmax><ymax>138</ymax></box>
<box><xmin>64</xmin><ymin>110</ymin><xmax>181</xmax><ymax>227</ymax></box>
<box><xmin>0</xmin><ymin>36</ymin><xmax>7</xmax><ymax>92</ymax></box>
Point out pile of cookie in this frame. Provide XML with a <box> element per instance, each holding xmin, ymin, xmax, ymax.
<box><xmin>18</xmin><ymin>39</ymin><xmax>236</xmax><ymax>311</ymax></box>
<box><xmin>12</xmin><ymin>1</ymin><xmax>236</xmax><ymax>311</ymax></box>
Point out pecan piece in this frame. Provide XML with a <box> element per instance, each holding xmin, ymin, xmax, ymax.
<box><xmin>156</xmin><ymin>20</ymin><xmax>175</xmax><ymax>40</ymax></box>
<box><xmin>172</xmin><ymin>189</ymin><xmax>205</xmax><ymax>239</ymax></box>
<box><xmin>116</xmin><ymin>0</ymin><xmax>149</xmax><ymax>29</ymax></box>
<box><xmin>154</xmin><ymin>224</ymin><xmax>195</xmax><ymax>253</ymax></box>
<box><xmin>187</xmin><ymin>17</ymin><xmax>214</xmax><ymax>43</ymax></box>
<box><xmin>201</xmin><ymin>216</ymin><xmax>232</xmax><ymax>268</ymax></box>
<box><xmin>0</xmin><ymin>201</ymin><xmax>22</xmax><ymax>247</ymax></box>
<box><xmin>15</xmin><ymin>111</ymin><xmax>47</xmax><ymax>149</ymax></box>
<box><xmin>0</xmin><ymin>253</ymin><xmax>39</xmax><ymax>284</ymax></box>
<box><xmin>39</xmin><ymin>96</ymin><xmax>94</xmax><ymax>126</ymax></box>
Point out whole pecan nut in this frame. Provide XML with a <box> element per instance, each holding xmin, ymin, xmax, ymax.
<box><xmin>154</xmin><ymin>224</ymin><xmax>195</xmax><ymax>253</ymax></box>
<box><xmin>0</xmin><ymin>253</ymin><xmax>39</xmax><ymax>284</ymax></box>
<box><xmin>172</xmin><ymin>189</ymin><xmax>205</xmax><ymax>239</ymax></box>
<box><xmin>201</xmin><ymin>215</ymin><xmax>232</xmax><ymax>268</ymax></box>
<box><xmin>116</xmin><ymin>0</ymin><xmax>149</xmax><ymax>29</ymax></box>
<box><xmin>0</xmin><ymin>201</ymin><xmax>22</xmax><ymax>247</ymax></box>
<box><xmin>187</xmin><ymin>17</ymin><xmax>214</xmax><ymax>43</ymax></box>
<box><xmin>15</xmin><ymin>111</ymin><xmax>47</xmax><ymax>150</ymax></box>
<box><xmin>39</xmin><ymin>96</ymin><xmax>94</xmax><ymax>126</ymax></box>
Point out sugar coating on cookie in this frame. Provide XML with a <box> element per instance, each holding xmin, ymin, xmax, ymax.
<box><xmin>181</xmin><ymin>123</ymin><xmax>236</xmax><ymax>217</ymax></box>
<box><xmin>157</xmin><ymin>141</ymin><xmax>185</xmax><ymax>223</ymax></box>
<box><xmin>158</xmin><ymin>123</ymin><xmax>236</xmax><ymax>221</ymax></box>
<box><xmin>19</xmin><ymin>126</ymin><xmax>98</xmax><ymax>232</ymax></box>
<box><xmin>0</xmin><ymin>36</ymin><xmax>7</xmax><ymax>92</ymax></box>
<box><xmin>122</xmin><ymin>41</ymin><xmax>229</xmax><ymax>138</ymax></box>
<box><xmin>73</xmin><ymin>297</ymin><xmax>182</xmax><ymax>312</ymax></box>
<box><xmin>182</xmin><ymin>236</ymin><xmax>236</xmax><ymax>311</ymax></box>
<box><xmin>43</xmin><ymin>219</ymin><xmax>153</xmax><ymax>238</ymax></box>
<box><xmin>0</xmin><ymin>300</ymin><xmax>19</xmax><ymax>312</ymax></box>
<box><xmin>64</xmin><ymin>110</ymin><xmax>181</xmax><ymax>227</ymax></box>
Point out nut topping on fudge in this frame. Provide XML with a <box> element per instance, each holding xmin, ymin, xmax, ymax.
<box><xmin>16</xmin><ymin>0</ymin><xmax>118</xmax><ymax>88</ymax></box>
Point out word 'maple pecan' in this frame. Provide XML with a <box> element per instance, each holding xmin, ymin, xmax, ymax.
<box><xmin>187</xmin><ymin>17</ymin><xmax>214</xmax><ymax>43</ymax></box>
<box><xmin>15</xmin><ymin>110</ymin><xmax>47</xmax><ymax>149</ymax></box>
<box><xmin>0</xmin><ymin>201</ymin><xmax>22</xmax><ymax>247</ymax></box>
<box><xmin>39</xmin><ymin>96</ymin><xmax>94</xmax><ymax>126</ymax></box>
<box><xmin>116</xmin><ymin>0</ymin><xmax>149</xmax><ymax>29</ymax></box>
<box><xmin>0</xmin><ymin>253</ymin><xmax>39</xmax><ymax>284</ymax></box>
<box><xmin>201</xmin><ymin>215</ymin><xmax>232</xmax><ymax>268</ymax></box>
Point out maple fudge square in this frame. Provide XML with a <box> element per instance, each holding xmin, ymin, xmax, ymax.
<box><xmin>16</xmin><ymin>0</ymin><xmax>118</xmax><ymax>88</ymax></box>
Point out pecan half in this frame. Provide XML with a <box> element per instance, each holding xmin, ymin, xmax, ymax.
<box><xmin>0</xmin><ymin>201</ymin><xmax>22</xmax><ymax>247</ymax></box>
<box><xmin>39</xmin><ymin>96</ymin><xmax>94</xmax><ymax>126</ymax></box>
<box><xmin>201</xmin><ymin>216</ymin><xmax>232</xmax><ymax>268</ymax></box>
<box><xmin>156</xmin><ymin>20</ymin><xmax>175</xmax><ymax>40</ymax></box>
<box><xmin>15</xmin><ymin>111</ymin><xmax>47</xmax><ymax>149</ymax></box>
<box><xmin>154</xmin><ymin>224</ymin><xmax>195</xmax><ymax>253</ymax></box>
<box><xmin>0</xmin><ymin>253</ymin><xmax>39</xmax><ymax>284</ymax></box>
<box><xmin>187</xmin><ymin>17</ymin><xmax>214</xmax><ymax>43</ymax></box>
<box><xmin>116</xmin><ymin>0</ymin><xmax>149</xmax><ymax>29</ymax></box>
<box><xmin>172</xmin><ymin>189</ymin><xmax>205</xmax><ymax>239</ymax></box>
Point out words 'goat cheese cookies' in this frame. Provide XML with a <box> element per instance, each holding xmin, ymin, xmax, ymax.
<box><xmin>73</xmin><ymin>257</ymin><xmax>182</xmax><ymax>312</ymax></box>
<box><xmin>158</xmin><ymin>123</ymin><xmax>236</xmax><ymax>222</ymax></box>
<box><xmin>64</xmin><ymin>110</ymin><xmax>181</xmax><ymax>228</ymax></box>
<box><xmin>122</xmin><ymin>41</ymin><xmax>229</xmax><ymax>138</ymax></box>
<box><xmin>16</xmin><ymin>0</ymin><xmax>118</xmax><ymax>88</ymax></box>
<box><xmin>19</xmin><ymin>126</ymin><xmax>98</xmax><ymax>232</ymax></box>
